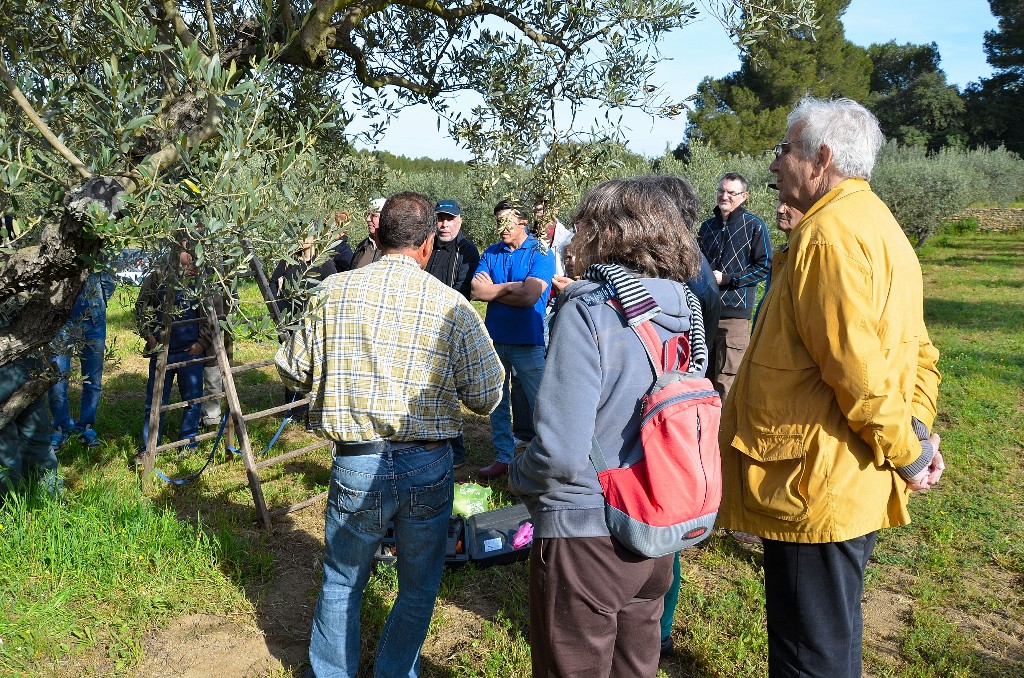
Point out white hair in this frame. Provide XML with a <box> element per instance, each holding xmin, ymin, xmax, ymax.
<box><xmin>789</xmin><ymin>97</ymin><xmax>884</xmax><ymax>180</ymax></box>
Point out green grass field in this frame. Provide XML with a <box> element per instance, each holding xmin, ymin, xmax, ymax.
<box><xmin>1</xmin><ymin>229</ymin><xmax>1022</xmax><ymax>677</ymax></box>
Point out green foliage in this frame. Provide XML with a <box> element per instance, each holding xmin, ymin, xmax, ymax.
<box><xmin>965</xmin><ymin>1</ymin><xmax>1024</xmax><ymax>151</ymax></box>
<box><xmin>372</xmin><ymin>151</ymin><xmax>470</xmax><ymax>176</ymax></box>
<box><xmin>872</xmin><ymin>142</ymin><xmax>1024</xmax><ymax>246</ymax></box>
<box><xmin>655</xmin><ymin>140</ymin><xmax>776</xmax><ymax>226</ymax></box>
<box><xmin>0</xmin><ymin>472</ymin><xmax>247</xmax><ymax>674</ymax></box>
<box><xmin>686</xmin><ymin>0</ymin><xmax>871</xmax><ymax>155</ymax></box>
<box><xmin>940</xmin><ymin>217</ymin><xmax>979</xmax><ymax>237</ymax></box>
<box><xmin>866</xmin><ymin>43</ymin><xmax>966</xmax><ymax>152</ymax></box>
<box><xmin>868</xmin><ymin>41</ymin><xmax>943</xmax><ymax>95</ymax></box>
<box><xmin>871</xmin><ymin>144</ymin><xmax>977</xmax><ymax>247</ymax></box>
<box><xmin>0</xmin><ymin>0</ymin><xmax>823</xmax><ymax>373</ymax></box>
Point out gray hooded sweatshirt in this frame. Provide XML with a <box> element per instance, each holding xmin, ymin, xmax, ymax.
<box><xmin>508</xmin><ymin>276</ymin><xmax>699</xmax><ymax>540</ymax></box>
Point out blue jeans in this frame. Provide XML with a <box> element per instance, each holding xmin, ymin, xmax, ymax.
<box><xmin>309</xmin><ymin>441</ymin><xmax>454</xmax><ymax>678</ymax></box>
<box><xmin>510</xmin><ymin>373</ymin><xmax>536</xmax><ymax>442</ymax></box>
<box><xmin>48</xmin><ymin>317</ymin><xmax>106</xmax><ymax>432</ymax></box>
<box><xmin>489</xmin><ymin>344</ymin><xmax>545</xmax><ymax>463</ymax></box>
<box><xmin>450</xmin><ymin>433</ymin><xmax>465</xmax><ymax>466</ymax></box>
<box><xmin>141</xmin><ymin>352</ymin><xmax>204</xmax><ymax>449</ymax></box>
<box><xmin>1</xmin><ymin>358</ymin><xmax>60</xmax><ymax>500</ymax></box>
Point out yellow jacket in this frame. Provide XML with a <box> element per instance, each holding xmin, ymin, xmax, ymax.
<box><xmin>717</xmin><ymin>179</ymin><xmax>941</xmax><ymax>542</ymax></box>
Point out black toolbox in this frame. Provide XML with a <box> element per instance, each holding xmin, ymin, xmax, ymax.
<box><xmin>374</xmin><ymin>515</ymin><xmax>470</xmax><ymax>567</ymax></box>
<box><xmin>464</xmin><ymin>503</ymin><xmax>533</xmax><ymax>567</ymax></box>
<box><xmin>373</xmin><ymin>504</ymin><xmax>533</xmax><ymax>568</ymax></box>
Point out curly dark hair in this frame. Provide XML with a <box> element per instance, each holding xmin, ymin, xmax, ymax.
<box><xmin>568</xmin><ymin>179</ymin><xmax>701</xmax><ymax>282</ymax></box>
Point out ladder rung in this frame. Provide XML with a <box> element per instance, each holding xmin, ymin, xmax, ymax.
<box><xmin>231</xmin><ymin>359</ymin><xmax>275</xmax><ymax>374</ymax></box>
<box><xmin>160</xmin><ymin>391</ymin><xmax>224</xmax><ymax>412</ymax></box>
<box><xmin>169</xmin><ymin>317</ymin><xmax>207</xmax><ymax>327</ymax></box>
<box><xmin>241</xmin><ymin>399</ymin><xmax>311</xmax><ymax>422</ymax></box>
<box><xmin>151</xmin><ymin>428</ymin><xmax>222</xmax><ymax>454</ymax></box>
<box><xmin>156</xmin><ymin>354</ymin><xmax>214</xmax><ymax>370</ymax></box>
<box><xmin>255</xmin><ymin>439</ymin><xmax>333</xmax><ymax>471</ymax></box>
<box><xmin>271</xmin><ymin>490</ymin><xmax>328</xmax><ymax>517</ymax></box>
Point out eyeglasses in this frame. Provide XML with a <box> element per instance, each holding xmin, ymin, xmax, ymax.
<box><xmin>717</xmin><ymin>188</ymin><xmax>746</xmax><ymax>197</ymax></box>
<box><xmin>772</xmin><ymin>141</ymin><xmax>801</xmax><ymax>158</ymax></box>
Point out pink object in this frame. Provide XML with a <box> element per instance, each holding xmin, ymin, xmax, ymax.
<box><xmin>512</xmin><ymin>521</ymin><xmax>534</xmax><ymax>549</ymax></box>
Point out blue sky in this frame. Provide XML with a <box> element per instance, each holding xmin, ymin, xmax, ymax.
<box><xmin>350</xmin><ymin>0</ymin><xmax>999</xmax><ymax>160</ymax></box>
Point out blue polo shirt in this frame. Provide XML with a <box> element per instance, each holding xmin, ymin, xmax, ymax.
<box><xmin>476</xmin><ymin>236</ymin><xmax>555</xmax><ymax>345</ymax></box>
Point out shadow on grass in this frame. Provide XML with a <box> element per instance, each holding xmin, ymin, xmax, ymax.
<box><xmin>936</xmin><ymin>254</ymin><xmax>1023</xmax><ymax>268</ymax></box>
<box><xmin>144</xmin><ymin>407</ymin><xmax>519</xmax><ymax>678</ymax></box>
<box><xmin>925</xmin><ymin>298</ymin><xmax>1024</xmax><ymax>336</ymax></box>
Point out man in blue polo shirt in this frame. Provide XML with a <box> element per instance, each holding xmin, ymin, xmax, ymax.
<box><xmin>472</xmin><ymin>200</ymin><xmax>555</xmax><ymax>478</ymax></box>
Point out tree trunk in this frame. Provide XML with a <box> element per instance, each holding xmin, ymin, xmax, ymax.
<box><xmin>0</xmin><ymin>176</ymin><xmax>124</xmax><ymax>427</ymax></box>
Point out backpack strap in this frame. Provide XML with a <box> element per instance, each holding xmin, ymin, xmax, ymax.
<box><xmin>607</xmin><ymin>299</ymin><xmax>692</xmax><ymax>379</ymax></box>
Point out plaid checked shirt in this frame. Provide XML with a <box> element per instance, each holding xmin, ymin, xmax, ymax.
<box><xmin>275</xmin><ymin>255</ymin><xmax>504</xmax><ymax>442</ymax></box>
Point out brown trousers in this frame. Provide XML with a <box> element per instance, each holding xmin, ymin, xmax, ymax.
<box><xmin>712</xmin><ymin>317</ymin><xmax>750</xmax><ymax>401</ymax></box>
<box><xmin>529</xmin><ymin>536</ymin><xmax>674</xmax><ymax>678</ymax></box>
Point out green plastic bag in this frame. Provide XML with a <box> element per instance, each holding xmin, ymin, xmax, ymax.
<box><xmin>453</xmin><ymin>482</ymin><xmax>492</xmax><ymax>517</ymax></box>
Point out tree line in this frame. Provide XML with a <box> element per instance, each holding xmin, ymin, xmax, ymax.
<box><xmin>684</xmin><ymin>0</ymin><xmax>1024</xmax><ymax>156</ymax></box>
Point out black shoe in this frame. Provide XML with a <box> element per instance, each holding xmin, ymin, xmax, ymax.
<box><xmin>660</xmin><ymin>634</ymin><xmax>675</xmax><ymax>657</ymax></box>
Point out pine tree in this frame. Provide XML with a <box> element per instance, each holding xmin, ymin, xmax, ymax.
<box><xmin>685</xmin><ymin>0</ymin><xmax>871</xmax><ymax>156</ymax></box>
<box><xmin>965</xmin><ymin>0</ymin><xmax>1024</xmax><ymax>150</ymax></box>
<box><xmin>867</xmin><ymin>42</ymin><xmax>965</xmax><ymax>151</ymax></box>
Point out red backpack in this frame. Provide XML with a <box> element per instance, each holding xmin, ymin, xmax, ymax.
<box><xmin>590</xmin><ymin>298</ymin><xmax>722</xmax><ymax>557</ymax></box>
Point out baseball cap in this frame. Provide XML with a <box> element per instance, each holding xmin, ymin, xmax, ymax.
<box><xmin>493</xmin><ymin>199</ymin><xmax>529</xmax><ymax>220</ymax></box>
<box><xmin>369</xmin><ymin>197</ymin><xmax>386</xmax><ymax>213</ymax></box>
<box><xmin>435</xmin><ymin>199</ymin><xmax>461</xmax><ymax>217</ymax></box>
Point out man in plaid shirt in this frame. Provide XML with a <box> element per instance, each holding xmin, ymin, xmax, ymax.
<box><xmin>276</xmin><ymin>192</ymin><xmax>503</xmax><ymax>678</ymax></box>
<box><xmin>698</xmin><ymin>172</ymin><xmax>773</xmax><ymax>399</ymax></box>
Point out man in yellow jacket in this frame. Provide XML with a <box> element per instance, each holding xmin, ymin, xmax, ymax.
<box><xmin>718</xmin><ymin>97</ymin><xmax>945</xmax><ymax>678</ymax></box>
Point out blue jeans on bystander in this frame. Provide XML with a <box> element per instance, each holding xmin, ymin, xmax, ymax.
<box><xmin>141</xmin><ymin>351</ymin><xmax>204</xmax><ymax>449</ymax></box>
<box><xmin>309</xmin><ymin>441</ymin><xmax>453</xmax><ymax>678</ymax></box>
<box><xmin>1</xmin><ymin>358</ymin><xmax>60</xmax><ymax>499</ymax></box>
<box><xmin>48</xmin><ymin>316</ymin><xmax>106</xmax><ymax>434</ymax></box>
<box><xmin>489</xmin><ymin>344</ymin><xmax>545</xmax><ymax>464</ymax></box>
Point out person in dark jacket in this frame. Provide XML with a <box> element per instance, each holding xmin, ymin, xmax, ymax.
<box><xmin>425</xmin><ymin>199</ymin><xmax>481</xmax><ymax>468</ymax></box>
<box><xmin>425</xmin><ymin>199</ymin><xmax>480</xmax><ymax>301</ymax></box>
<box><xmin>697</xmin><ymin>172</ymin><xmax>772</xmax><ymax>399</ymax></box>
<box><xmin>134</xmin><ymin>247</ymin><xmax>214</xmax><ymax>458</ymax></box>
<box><xmin>349</xmin><ymin>198</ymin><xmax>386</xmax><ymax>270</ymax></box>
<box><xmin>270</xmin><ymin>235</ymin><xmax>339</xmax><ymax>321</ymax></box>
<box><xmin>270</xmin><ymin>232</ymin><xmax>339</xmax><ymax>421</ymax></box>
<box><xmin>325</xmin><ymin>211</ymin><xmax>355</xmax><ymax>272</ymax></box>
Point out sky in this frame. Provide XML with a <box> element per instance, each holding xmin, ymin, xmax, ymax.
<box><xmin>349</xmin><ymin>0</ymin><xmax>1000</xmax><ymax>160</ymax></box>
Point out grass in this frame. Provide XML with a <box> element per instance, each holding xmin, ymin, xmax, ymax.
<box><xmin>2</xmin><ymin>229</ymin><xmax>1023</xmax><ymax>676</ymax></box>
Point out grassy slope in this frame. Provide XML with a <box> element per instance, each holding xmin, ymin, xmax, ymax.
<box><xmin>1</xmin><ymin>230</ymin><xmax>1021</xmax><ymax>676</ymax></box>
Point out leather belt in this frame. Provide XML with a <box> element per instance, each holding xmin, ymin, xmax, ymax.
<box><xmin>333</xmin><ymin>439</ymin><xmax>444</xmax><ymax>456</ymax></box>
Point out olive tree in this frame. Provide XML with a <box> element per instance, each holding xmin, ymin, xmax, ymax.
<box><xmin>0</xmin><ymin>0</ymin><xmax>815</xmax><ymax>426</ymax></box>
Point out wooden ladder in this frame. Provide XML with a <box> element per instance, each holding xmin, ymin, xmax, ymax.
<box><xmin>139</xmin><ymin>255</ymin><xmax>332</xmax><ymax>530</ymax></box>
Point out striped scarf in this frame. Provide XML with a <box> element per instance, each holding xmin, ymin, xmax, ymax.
<box><xmin>581</xmin><ymin>263</ymin><xmax>707</xmax><ymax>376</ymax></box>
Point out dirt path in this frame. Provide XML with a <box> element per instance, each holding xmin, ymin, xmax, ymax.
<box><xmin>135</xmin><ymin>508</ymin><xmax>324</xmax><ymax>677</ymax></box>
<box><xmin>132</xmin><ymin>518</ymin><xmax>1024</xmax><ymax>678</ymax></box>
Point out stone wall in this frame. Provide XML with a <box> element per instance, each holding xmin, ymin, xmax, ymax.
<box><xmin>954</xmin><ymin>208</ymin><xmax>1024</xmax><ymax>232</ymax></box>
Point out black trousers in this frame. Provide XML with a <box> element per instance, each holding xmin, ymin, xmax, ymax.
<box><xmin>763</xmin><ymin>532</ymin><xmax>878</xmax><ymax>678</ymax></box>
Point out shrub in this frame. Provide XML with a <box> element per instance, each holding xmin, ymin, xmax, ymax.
<box><xmin>872</xmin><ymin>143</ymin><xmax>982</xmax><ymax>247</ymax></box>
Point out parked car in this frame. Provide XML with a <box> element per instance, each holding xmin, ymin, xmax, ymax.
<box><xmin>114</xmin><ymin>248</ymin><xmax>151</xmax><ymax>286</ymax></box>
